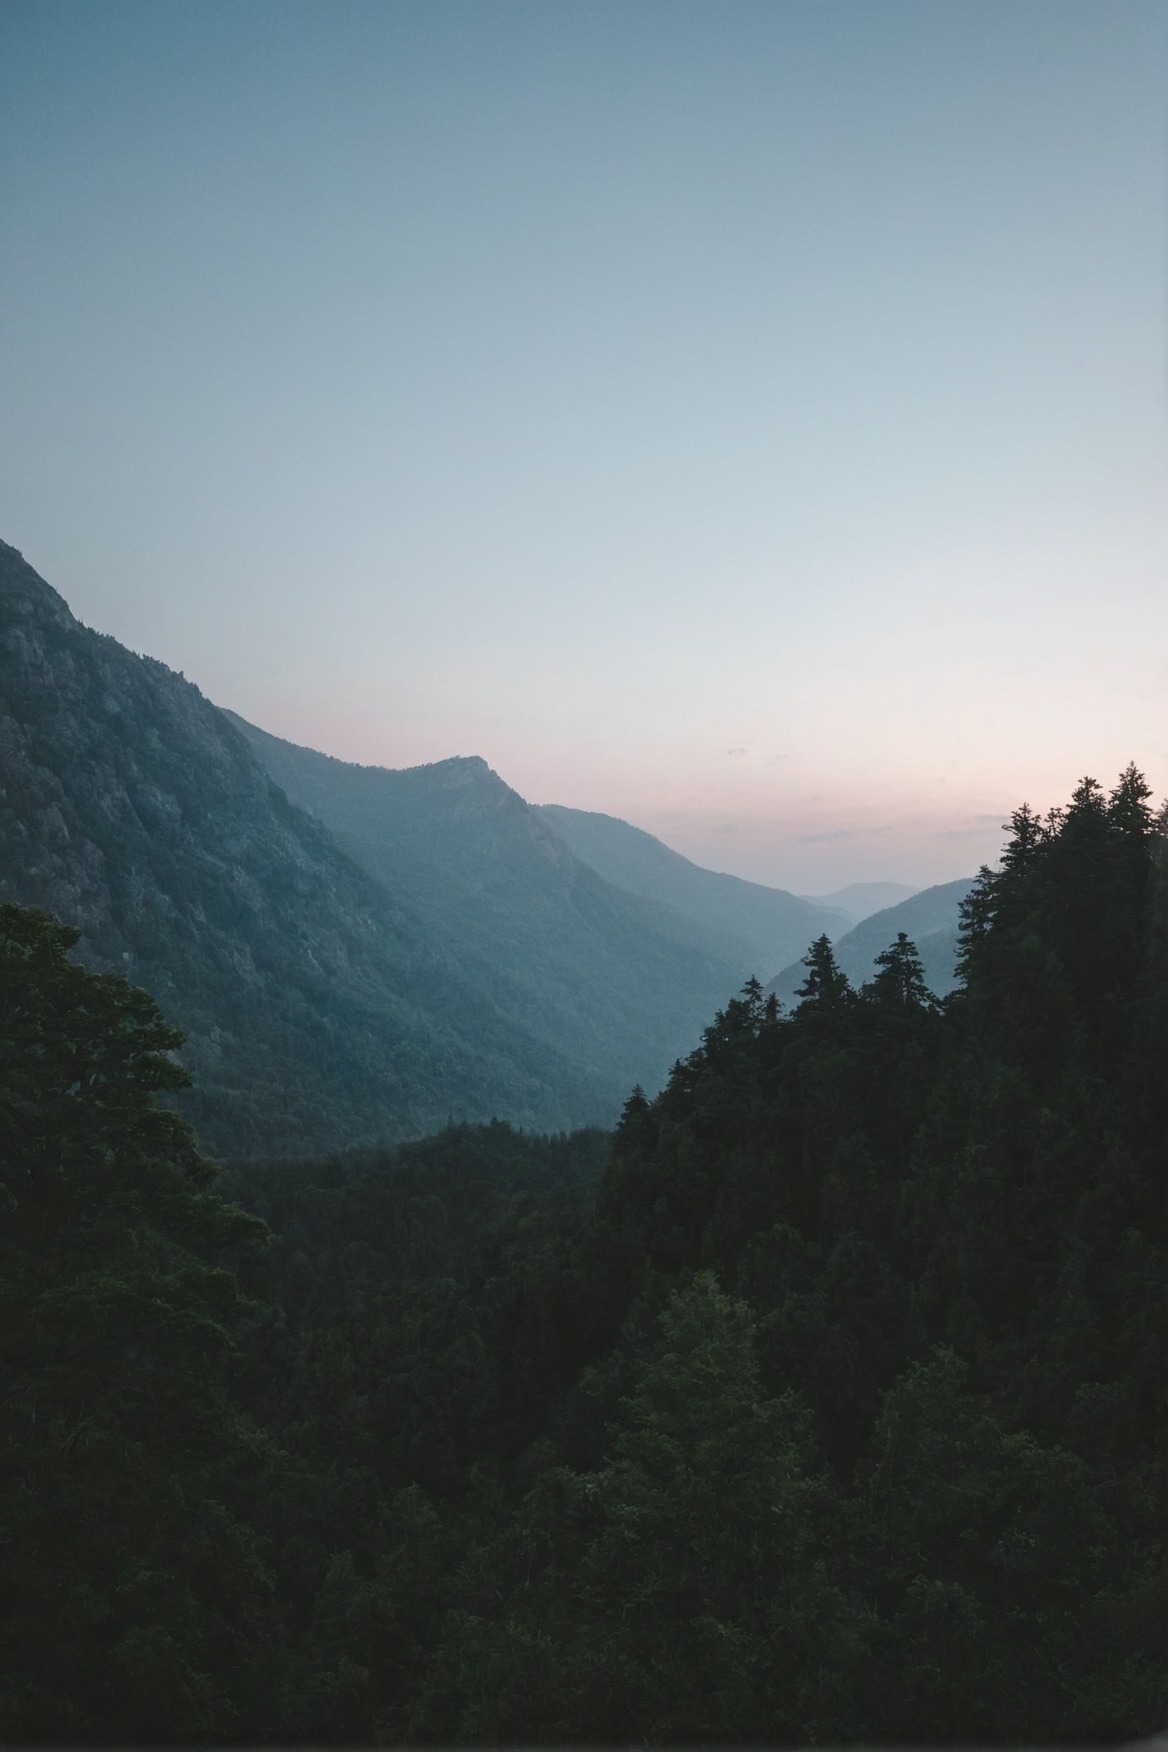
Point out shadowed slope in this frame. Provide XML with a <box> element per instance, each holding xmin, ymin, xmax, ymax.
<box><xmin>535</xmin><ymin>801</ymin><xmax>847</xmax><ymax>979</ymax></box>
<box><xmin>224</xmin><ymin>712</ymin><xmax>751</xmax><ymax>1105</ymax></box>
<box><xmin>0</xmin><ymin>540</ymin><xmax>598</xmax><ymax>1153</ymax></box>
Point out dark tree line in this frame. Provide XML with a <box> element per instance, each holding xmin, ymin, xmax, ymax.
<box><xmin>1</xmin><ymin>766</ymin><xmax>1164</xmax><ymax>1742</ymax></box>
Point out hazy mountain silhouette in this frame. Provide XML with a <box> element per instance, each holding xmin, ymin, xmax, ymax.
<box><xmin>533</xmin><ymin>803</ymin><xmax>847</xmax><ymax>980</ymax></box>
<box><xmin>800</xmin><ymin>880</ymin><xmax>919</xmax><ymax>927</ymax></box>
<box><xmin>2</xmin><ymin>538</ymin><xmax>820</xmax><ymax>1153</ymax></box>
<box><xmin>768</xmin><ymin>878</ymin><xmax>977</xmax><ymax>1006</ymax></box>
<box><xmin>0</xmin><ymin>540</ymin><xmax>615</xmax><ymax>1152</ymax></box>
<box><xmin>223</xmin><ymin>713</ymin><xmax>768</xmax><ymax>1103</ymax></box>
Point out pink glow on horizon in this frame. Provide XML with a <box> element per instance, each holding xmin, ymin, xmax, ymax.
<box><xmin>225</xmin><ymin>691</ymin><xmax>1159</xmax><ymax>893</ymax></box>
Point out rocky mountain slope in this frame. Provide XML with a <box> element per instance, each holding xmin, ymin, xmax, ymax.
<box><xmin>3</xmin><ymin>540</ymin><xmax>823</xmax><ymax>1155</ymax></box>
<box><xmin>0</xmin><ymin>541</ymin><xmax>605</xmax><ymax>1153</ymax></box>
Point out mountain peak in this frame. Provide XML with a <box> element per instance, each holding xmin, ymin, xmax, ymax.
<box><xmin>0</xmin><ymin>538</ymin><xmax>77</xmax><ymax>633</ymax></box>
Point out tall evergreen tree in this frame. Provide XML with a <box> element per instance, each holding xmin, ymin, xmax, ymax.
<box><xmin>864</xmin><ymin>932</ymin><xmax>933</xmax><ymax>1011</ymax></box>
<box><xmin>795</xmin><ymin>934</ymin><xmax>852</xmax><ymax>1009</ymax></box>
<box><xmin>0</xmin><ymin>905</ymin><xmax>275</xmax><ymax>1743</ymax></box>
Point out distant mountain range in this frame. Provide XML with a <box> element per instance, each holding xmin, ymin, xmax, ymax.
<box><xmin>768</xmin><ymin>878</ymin><xmax>977</xmax><ymax>1007</ymax></box>
<box><xmin>533</xmin><ymin>804</ymin><xmax>852</xmax><ymax>972</ymax></box>
<box><xmin>4</xmin><ymin>538</ymin><xmax>914</xmax><ymax>1156</ymax></box>
<box><xmin>223</xmin><ymin>712</ymin><xmax>847</xmax><ymax>1122</ymax></box>
<box><xmin>800</xmin><ymin>881</ymin><xmax>918</xmax><ymax>927</ymax></box>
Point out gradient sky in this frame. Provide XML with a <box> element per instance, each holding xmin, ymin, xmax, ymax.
<box><xmin>2</xmin><ymin>0</ymin><xmax>1164</xmax><ymax>891</ymax></box>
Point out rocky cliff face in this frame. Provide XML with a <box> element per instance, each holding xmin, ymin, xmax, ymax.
<box><xmin>0</xmin><ymin>540</ymin><xmax>595</xmax><ymax>1154</ymax></box>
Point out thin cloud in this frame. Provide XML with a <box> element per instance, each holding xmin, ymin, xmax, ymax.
<box><xmin>797</xmin><ymin>824</ymin><xmax>897</xmax><ymax>844</ymax></box>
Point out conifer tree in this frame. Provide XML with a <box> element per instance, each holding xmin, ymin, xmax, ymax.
<box><xmin>795</xmin><ymin>934</ymin><xmax>852</xmax><ymax>1009</ymax></box>
<box><xmin>865</xmin><ymin>932</ymin><xmax>932</xmax><ymax>1011</ymax></box>
<box><xmin>0</xmin><ymin>905</ymin><xmax>273</xmax><ymax>1742</ymax></box>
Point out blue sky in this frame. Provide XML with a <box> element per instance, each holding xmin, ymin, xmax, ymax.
<box><xmin>2</xmin><ymin>0</ymin><xmax>1164</xmax><ymax>889</ymax></box>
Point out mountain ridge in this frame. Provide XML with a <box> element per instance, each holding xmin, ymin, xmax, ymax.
<box><xmin>4</xmin><ymin>539</ymin><xmax>846</xmax><ymax>1154</ymax></box>
<box><xmin>2</xmin><ymin>538</ymin><xmax>964</xmax><ymax>1156</ymax></box>
<box><xmin>800</xmin><ymin>880</ymin><xmax>919</xmax><ymax>926</ymax></box>
<box><xmin>222</xmin><ymin>709</ymin><xmax>777</xmax><ymax>1097</ymax></box>
<box><xmin>534</xmin><ymin>801</ymin><xmax>847</xmax><ymax>980</ymax></box>
<box><xmin>0</xmin><ymin>540</ymin><xmax>604</xmax><ymax>1152</ymax></box>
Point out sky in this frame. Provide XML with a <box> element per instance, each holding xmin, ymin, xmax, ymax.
<box><xmin>1</xmin><ymin>0</ymin><xmax>1165</xmax><ymax>892</ymax></box>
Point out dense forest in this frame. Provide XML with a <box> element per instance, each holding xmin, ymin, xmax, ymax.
<box><xmin>1</xmin><ymin>767</ymin><xmax>1164</xmax><ymax>1744</ymax></box>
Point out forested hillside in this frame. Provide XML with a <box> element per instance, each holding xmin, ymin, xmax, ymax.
<box><xmin>222</xmin><ymin>710</ymin><xmax>773</xmax><ymax>1109</ymax></box>
<box><xmin>1</xmin><ymin>766</ymin><xmax>1163</xmax><ymax>1744</ymax></box>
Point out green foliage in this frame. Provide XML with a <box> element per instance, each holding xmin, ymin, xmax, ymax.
<box><xmin>865</xmin><ymin>930</ymin><xmax>934</xmax><ymax>1012</ymax></box>
<box><xmin>795</xmin><ymin>931</ymin><xmax>853</xmax><ymax>1009</ymax></box>
<box><xmin>584</xmin><ymin>768</ymin><xmax>1166</xmax><ymax>1736</ymax></box>
<box><xmin>417</xmin><ymin>1275</ymin><xmax>856</xmax><ymax>1745</ymax></box>
<box><xmin>2</xmin><ymin>764</ymin><xmax>1164</xmax><ymax>1744</ymax></box>
<box><xmin>0</xmin><ymin>905</ymin><xmax>274</xmax><ymax>1742</ymax></box>
<box><xmin>853</xmin><ymin>1349</ymin><xmax>1145</xmax><ymax>1739</ymax></box>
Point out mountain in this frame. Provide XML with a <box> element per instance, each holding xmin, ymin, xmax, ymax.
<box><xmin>768</xmin><ymin>877</ymin><xmax>976</xmax><ymax>1006</ymax></box>
<box><xmin>800</xmin><ymin>880</ymin><xmax>918</xmax><ymax>927</ymax></box>
<box><xmin>0</xmin><ymin>540</ymin><xmax>612</xmax><ymax>1153</ymax></box>
<box><xmin>0</xmin><ymin>539</ymin><xmax>791</xmax><ymax>1154</ymax></box>
<box><xmin>533</xmin><ymin>803</ymin><xmax>847</xmax><ymax>980</ymax></box>
<box><xmin>222</xmin><ymin>713</ymin><xmax>761</xmax><ymax>1102</ymax></box>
